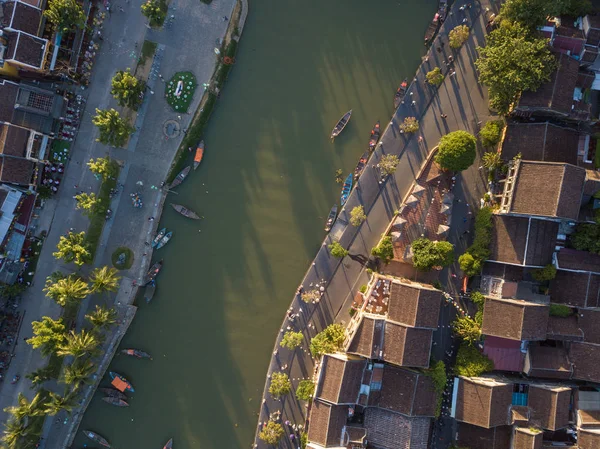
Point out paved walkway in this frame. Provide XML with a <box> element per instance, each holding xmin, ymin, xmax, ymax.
<box><xmin>0</xmin><ymin>0</ymin><xmax>237</xmax><ymax>443</ymax></box>
<box><xmin>253</xmin><ymin>1</ymin><xmax>499</xmax><ymax>448</ymax></box>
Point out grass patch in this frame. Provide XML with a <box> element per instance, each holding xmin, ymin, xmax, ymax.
<box><xmin>549</xmin><ymin>304</ymin><xmax>573</xmax><ymax>317</ymax></box>
<box><xmin>214</xmin><ymin>39</ymin><xmax>238</xmax><ymax>88</ymax></box>
<box><xmin>86</xmin><ymin>162</ymin><xmax>120</xmax><ymax>260</ymax></box>
<box><xmin>49</xmin><ymin>140</ymin><xmax>71</xmax><ymax>163</ymax></box>
<box><xmin>166</xmin><ymin>71</ymin><xmax>197</xmax><ymax>113</ymax></box>
<box><xmin>137</xmin><ymin>40</ymin><xmax>158</xmax><ymax>70</ymax></box>
<box><xmin>112</xmin><ymin>246</ymin><xmax>134</xmax><ymax>270</ymax></box>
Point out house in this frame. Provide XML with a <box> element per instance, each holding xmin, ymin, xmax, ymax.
<box><xmin>481</xmin><ymin>296</ymin><xmax>549</xmax><ymax>341</ymax></box>
<box><xmin>512</xmin><ymin>427</ymin><xmax>543</xmax><ymax>449</ymax></box>
<box><xmin>386</xmin><ymin>282</ymin><xmax>442</xmax><ymax>329</ymax></box>
<box><xmin>528</xmin><ymin>384</ymin><xmax>572</xmax><ymax>431</ymax></box>
<box><xmin>569</xmin><ymin>342</ymin><xmax>600</xmax><ymax>383</ymax></box>
<box><xmin>456</xmin><ymin>423</ymin><xmax>512</xmax><ymax>449</ymax></box>
<box><xmin>451</xmin><ymin>376</ymin><xmax>513</xmax><ymax>428</ymax></box>
<box><xmin>523</xmin><ymin>343</ymin><xmax>573</xmax><ymax>380</ymax></box>
<box><xmin>314</xmin><ymin>354</ymin><xmax>366</xmax><ymax>405</ymax></box>
<box><xmin>550</xmin><ymin>268</ymin><xmax>600</xmax><ymax>307</ymax></box>
<box><xmin>483</xmin><ymin>336</ymin><xmax>526</xmax><ymax>372</ymax></box>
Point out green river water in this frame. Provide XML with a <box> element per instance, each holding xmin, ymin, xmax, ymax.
<box><xmin>76</xmin><ymin>1</ymin><xmax>435</xmax><ymax>447</ymax></box>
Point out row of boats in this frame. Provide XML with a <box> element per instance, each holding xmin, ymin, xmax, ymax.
<box><xmin>166</xmin><ymin>141</ymin><xmax>205</xmax><ymax>219</ymax></box>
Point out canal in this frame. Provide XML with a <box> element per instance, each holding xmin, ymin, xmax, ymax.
<box><xmin>76</xmin><ymin>0</ymin><xmax>436</xmax><ymax>447</ymax></box>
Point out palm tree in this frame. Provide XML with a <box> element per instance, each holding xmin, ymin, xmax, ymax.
<box><xmin>482</xmin><ymin>151</ymin><xmax>503</xmax><ymax>170</ymax></box>
<box><xmin>4</xmin><ymin>393</ymin><xmax>45</xmax><ymax>423</ymax></box>
<box><xmin>61</xmin><ymin>358</ymin><xmax>96</xmax><ymax>389</ymax></box>
<box><xmin>1</xmin><ymin>419</ymin><xmax>29</xmax><ymax>449</ymax></box>
<box><xmin>43</xmin><ymin>390</ymin><xmax>79</xmax><ymax>416</ymax></box>
<box><xmin>56</xmin><ymin>329</ymin><xmax>100</xmax><ymax>359</ymax></box>
<box><xmin>85</xmin><ymin>305</ymin><xmax>117</xmax><ymax>330</ymax></box>
<box><xmin>89</xmin><ymin>266</ymin><xmax>120</xmax><ymax>295</ymax></box>
<box><xmin>43</xmin><ymin>274</ymin><xmax>90</xmax><ymax>307</ymax></box>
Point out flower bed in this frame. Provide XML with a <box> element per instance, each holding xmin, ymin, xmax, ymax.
<box><xmin>166</xmin><ymin>71</ymin><xmax>197</xmax><ymax>113</ymax></box>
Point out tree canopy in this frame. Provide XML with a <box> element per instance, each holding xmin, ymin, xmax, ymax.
<box><xmin>458</xmin><ymin>252</ymin><xmax>482</xmax><ymax>277</ymax></box>
<box><xmin>412</xmin><ymin>238</ymin><xmax>454</xmax><ymax>271</ymax></box>
<box><xmin>141</xmin><ymin>0</ymin><xmax>167</xmax><ymax>27</ymax></box>
<box><xmin>268</xmin><ymin>372</ymin><xmax>291</xmax><ymax>398</ymax></box>
<box><xmin>454</xmin><ymin>343</ymin><xmax>494</xmax><ymax>377</ymax></box>
<box><xmin>43</xmin><ymin>390</ymin><xmax>78</xmax><ymax>416</ymax></box>
<box><xmin>571</xmin><ymin>223</ymin><xmax>600</xmax><ymax>254</ymax></box>
<box><xmin>452</xmin><ymin>315</ymin><xmax>482</xmax><ymax>345</ymax></box>
<box><xmin>310</xmin><ymin>324</ymin><xmax>346</xmax><ymax>357</ymax></box>
<box><xmin>85</xmin><ymin>304</ymin><xmax>117</xmax><ymax>330</ymax></box>
<box><xmin>481</xmin><ymin>152</ymin><xmax>503</xmax><ymax>171</ymax></box>
<box><xmin>75</xmin><ymin>192</ymin><xmax>101</xmax><ymax>217</ymax></box>
<box><xmin>399</xmin><ymin>117</ymin><xmax>419</xmax><ymax>133</ymax></box>
<box><xmin>371</xmin><ymin>236</ymin><xmax>394</xmax><ymax>264</ymax></box>
<box><xmin>57</xmin><ymin>329</ymin><xmax>100</xmax><ymax>359</ymax></box>
<box><xmin>449</xmin><ymin>25</ymin><xmax>470</xmax><ymax>48</ymax></box>
<box><xmin>61</xmin><ymin>358</ymin><xmax>96</xmax><ymax>388</ymax></box>
<box><xmin>92</xmin><ymin>109</ymin><xmax>134</xmax><ymax>148</ymax></box>
<box><xmin>475</xmin><ymin>21</ymin><xmax>556</xmax><ymax>114</ymax></box>
<box><xmin>350</xmin><ymin>206</ymin><xmax>366</xmax><ymax>227</ymax></box>
<box><xmin>87</xmin><ymin>156</ymin><xmax>118</xmax><ymax>181</ymax></box>
<box><xmin>379</xmin><ymin>154</ymin><xmax>400</xmax><ymax>176</ymax></box>
<box><xmin>53</xmin><ymin>231</ymin><xmax>91</xmax><ymax>266</ymax></box>
<box><xmin>280</xmin><ymin>331</ymin><xmax>303</xmax><ymax>349</ymax></box>
<box><xmin>44</xmin><ymin>274</ymin><xmax>89</xmax><ymax>307</ymax></box>
<box><xmin>426</xmin><ymin>67</ymin><xmax>445</xmax><ymax>87</ymax></box>
<box><xmin>532</xmin><ymin>264</ymin><xmax>557</xmax><ymax>282</ymax></box>
<box><xmin>27</xmin><ymin>317</ymin><xmax>66</xmax><ymax>356</ymax></box>
<box><xmin>44</xmin><ymin>0</ymin><xmax>85</xmax><ymax>33</ymax></box>
<box><xmin>434</xmin><ymin>130</ymin><xmax>477</xmax><ymax>172</ymax></box>
<box><xmin>328</xmin><ymin>241</ymin><xmax>349</xmax><ymax>259</ymax></box>
<box><xmin>259</xmin><ymin>420</ymin><xmax>284</xmax><ymax>445</ymax></box>
<box><xmin>296</xmin><ymin>379</ymin><xmax>316</xmax><ymax>401</ymax></box>
<box><xmin>89</xmin><ymin>266</ymin><xmax>120</xmax><ymax>294</ymax></box>
<box><xmin>479</xmin><ymin>120</ymin><xmax>504</xmax><ymax>148</ymax></box>
<box><xmin>111</xmin><ymin>69</ymin><xmax>146</xmax><ymax>110</ymax></box>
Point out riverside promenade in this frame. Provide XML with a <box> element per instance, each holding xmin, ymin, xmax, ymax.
<box><xmin>0</xmin><ymin>0</ymin><xmax>245</xmax><ymax>446</ymax></box>
<box><xmin>253</xmin><ymin>1</ymin><xmax>498</xmax><ymax>448</ymax></box>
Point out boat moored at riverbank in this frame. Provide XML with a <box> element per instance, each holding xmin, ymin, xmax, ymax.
<box><xmin>109</xmin><ymin>372</ymin><xmax>134</xmax><ymax>393</ymax></box>
<box><xmin>353</xmin><ymin>151</ymin><xmax>369</xmax><ymax>181</ymax></box>
<box><xmin>121</xmin><ymin>349</ymin><xmax>152</xmax><ymax>359</ymax></box>
<box><xmin>194</xmin><ymin>141</ymin><xmax>204</xmax><ymax>170</ymax></box>
<box><xmin>83</xmin><ymin>430</ymin><xmax>111</xmax><ymax>448</ymax></box>
<box><xmin>368</xmin><ymin>121</ymin><xmax>381</xmax><ymax>150</ymax></box>
<box><xmin>163</xmin><ymin>438</ymin><xmax>173</xmax><ymax>449</ymax></box>
<box><xmin>102</xmin><ymin>397</ymin><xmax>129</xmax><ymax>407</ymax></box>
<box><xmin>340</xmin><ymin>173</ymin><xmax>353</xmax><ymax>206</ymax></box>
<box><xmin>393</xmin><ymin>79</ymin><xmax>408</xmax><ymax>109</ymax></box>
<box><xmin>156</xmin><ymin>231</ymin><xmax>173</xmax><ymax>249</ymax></box>
<box><xmin>99</xmin><ymin>388</ymin><xmax>127</xmax><ymax>400</ymax></box>
<box><xmin>145</xmin><ymin>280</ymin><xmax>156</xmax><ymax>303</ymax></box>
<box><xmin>144</xmin><ymin>261</ymin><xmax>163</xmax><ymax>285</ymax></box>
<box><xmin>171</xmin><ymin>203</ymin><xmax>201</xmax><ymax>219</ymax></box>
<box><xmin>330</xmin><ymin>110</ymin><xmax>352</xmax><ymax>140</ymax></box>
<box><xmin>152</xmin><ymin>228</ymin><xmax>166</xmax><ymax>248</ymax></box>
<box><xmin>168</xmin><ymin>166</ymin><xmax>191</xmax><ymax>190</ymax></box>
<box><xmin>324</xmin><ymin>204</ymin><xmax>338</xmax><ymax>232</ymax></box>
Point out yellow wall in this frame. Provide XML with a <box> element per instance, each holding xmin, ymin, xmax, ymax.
<box><xmin>0</xmin><ymin>62</ymin><xmax>19</xmax><ymax>78</ymax></box>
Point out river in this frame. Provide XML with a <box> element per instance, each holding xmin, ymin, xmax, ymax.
<box><xmin>75</xmin><ymin>1</ymin><xmax>435</xmax><ymax>447</ymax></box>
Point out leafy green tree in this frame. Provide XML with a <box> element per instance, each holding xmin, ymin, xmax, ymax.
<box><xmin>572</xmin><ymin>223</ymin><xmax>600</xmax><ymax>253</ymax></box>
<box><xmin>85</xmin><ymin>305</ymin><xmax>117</xmax><ymax>331</ymax></box>
<box><xmin>27</xmin><ymin>317</ymin><xmax>66</xmax><ymax>356</ymax></box>
<box><xmin>557</xmin><ymin>0</ymin><xmax>593</xmax><ymax>17</ymax></box>
<box><xmin>3</xmin><ymin>393</ymin><xmax>45</xmax><ymax>423</ymax></box>
<box><xmin>87</xmin><ymin>156</ymin><xmax>117</xmax><ymax>181</ymax></box>
<box><xmin>310</xmin><ymin>323</ymin><xmax>346</xmax><ymax>357</ymax></box>
<box><xmin>280</xmin><ymin>331</ymin><xmax>303</xmax><ymax>349</ymax></box>
<box><xmin>57</xmin><ymin>329</ymin><xmax>100</xmax><ymax>359</ymax></box>
<box><xmin>452</xmin><ymin>315</ymin><xmax>482</xmax><ymax>345</ymax></box>
<box><xmin>470</xmin><ymin>291</ymin><xmax>486</xmax><ymax>309</ymax></box>
<box><xmin>329</xmin><ymin>241</ymin><xmax>349</xmax><ymax>259</ymax></box>
<box><xmin>43</xmin><ymin>390</ymin><xmax>78</xmax><ymax>416</ymax></box>
<box><xmin>400</xmin><ymin>117</ymin><xmax>419</xmax><ymax>133</ymax></box>
<box><xmin>412</xmin><ymin>238</ymin><xmax>455</xmax><ymax>271</ymax></box>
<box><xmin>296</xmin><ymin>379</ymin><xmax>315</xmax><ymax>401</ymax></box>
<box><xmin>426</xmin><ymin>67</ymin><xmax>445</xmax><ymax>87</ymax></box>
<box><xmin>53</xmin><ymin>231</ymin><xmax>91</xmax><ymax>266</ymax></box>
<box><xmin>1</xmin><ymin>419</ymin><xmax>29</xmax><ymax>449</ymax></box>
<box><xmin>435</xmin><ymin>131</ymin><xmax>477</xmax><ymax>172</ymax></box>
<box><xmin>61</xmin><ymin>358</ymin><xmax>96</xmax><ymax>389</ymax></box>
<box><xmin>0</xmin><ymin>283</ymin><xmax>26</xmax><ymax>300</ymax></box>
<box><xmin>89</xmin><ymin>266</ymin><xmax>121</xmax><ymax>295</ymax></box>
<box><xmin>379</xmin><ymin>154</ymin><xmax>400</xmax><ymax>176</ymax></box>
<box><xmin>44</xmin><ymin>274</ymin><xmax>89</xmax><ymax>307</ymax></box>
<box><xmin>141</xmin><ymin>0</ymin><xmax>167</xmax><ymax>27</ymax></box>
<box><xmin>75</xmin><ymin>192</ymin><xmax>101</xmax><ymax>217</ymax></box>
<box><xmin>301</xmin><ymin>289</ymin><xmax>320</xmax><ymax>303</ymax></box>
<box><xmin>350</xmin><ymin>206</ymin><xmax>366</xmax><ymax>227</ymax></box>
<box><xmin>259</xmin><ymin>420</ymin><xmax>284</xmax><ymax>445</ymax></box>
<box><xmin>44</xmin><ymin>0</ymin><xmax>85</xmax><ymax>33</ymax></box>
<box><xmin>479</xmin><ymin>120</ymin><xmax>504</xmax><ymax>147</ymax></box>
<box><xmin>92</xmin><ymin>108</ymin><xmax>134</xmax><ymax>148</ymax></box>
<box><xmin>549</xmin><ymin>304</ymin><xmax>572</xmax><ymax>317</ymax></box>
<box><xmin>475</xmin><ymin>21</ymin><xmax>556</xmax><ymax>114</ymax></box>
<box><xmin>459</xmin><ymin>252</ymin><xmax>482</xmax><ymax>277</ymax></box>
<box><xmin>371</xmin><ymin>236</ymin><xmax>394</xmax><ymax>264</ymax></box>
<box><xmin>26</xmin><ymin>366</ymin><xmax>55</xmax><ymax>388</ymax></box>
<box><xmin>449</xmin><ymin>25</ymin><xmax>470</xmax><ymax>48</ymax></box>
<box><xmin>111</xmin><ymin>69</ymin><xmax>146</xmax><ymax>110</ymax></box>
<box><xmin>269</xmin><ymin>372</ymin><xmax>291</xmax><ymax>398</ymax></box>
<box><xmin>532</xmin><ymin>264</ymin><xmax>557</xmax><ymax>282</ymax></box>
<box><xmin>482</xmin><ymin>152</ymin><xmax>503</xmax><ymax>171</ymax></box>
<box><xmin>454</xmin><ymin>343</ymin><xmax>494</xmax><ymax>376</ymax></box>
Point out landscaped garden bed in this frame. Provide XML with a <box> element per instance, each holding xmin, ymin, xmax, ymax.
<box><xmin>166</xmin><ymin>71</ymin><xmax>197</xmax><ymax>113</ymax></box>
<box><xmin>49</xmin><ymin>140</ymin><xmax>71</xmax><ymax>163</ymax></box>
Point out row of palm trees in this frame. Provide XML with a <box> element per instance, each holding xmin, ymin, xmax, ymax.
<box><xmin>2</xmin><ymin>266</ymin><xmax>121</xmax><ymax>448</ymax></box>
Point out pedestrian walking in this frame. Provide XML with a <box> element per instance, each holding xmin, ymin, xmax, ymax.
<box><xmin>119</xmin><ymin>6</ymin><xmax>124</xmax><ymax>12</ymax></box>
<box><xmin>145</xmin><ymin>241</ymin><xmax>150</xmax><ymax>246</ymax></box>
<box><xmin>148</xmin><ymin>216</ymin><xmax>155</xmax><ymax>222</ymax></box>
<box><xmin>222</xmin><ymin>15</ymin><xmax>228</xmax><ymax>21</ymax></box>
<box><xmin>441</xmin><ymin>114</ymin><xmax>448</xmax><ymax>119</ymax></box>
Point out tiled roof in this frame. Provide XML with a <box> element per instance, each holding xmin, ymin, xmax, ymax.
<box><xmin>0</xmin><ymin>125</ymin><xmax>29</xmax><ymax>158</ymax></box>
<box><xmin>546</xmin><ymin>315</ymin><xmax>583</xmax><ymax>341</ymax></box>
<box><xmin>362</xmin><ymin>407</ymin><xmax>431</xmax><ymax>449</ymax></box>
<box><xmin>517</xmin><ymin>53</ymin><xmax>579</xmax><ymax>116</ymax></box>
<box><xmin>383</xmin><ymin>321</ymin><xmax>432</xmax><ymax>368</ymax></box>
<box><xmin>584</xmin><ymin>169</ymin><xmax>600</xmax><ymax>197</ymax></box>
<box><xmin>0</xmin><ymin>80</ymin><xmax>19</xmax><ymax>123</ymax></box>
<box><xmin>578</xmin><ymin>409</ymin><xmax>600</xmax><ymax>428</ymax></box>
<box><xmin>528</xmin><ymin>385</ymin><xmax>572</xmax><ymax>431</ymax></box>
<box><xmin>482</xmin><ymin>297</ymin><xmax>549</xmax><ymax>341</ymax></box>
<box><xmin>482</xmin><ymin>261</ymin><xmax>525</xmax><ymax>280</ymax></box>
<box><xmin>578</xmin><ymin>428</ymin><xmax>600</xmax><ymax>449</ymax></box>
<box><xmin>387</xmin><ymin>282</ymin><xmax>441</xmax><ymax>328</ymax></box>
<box><xmin>5</xmin><ymin>31</ymin><xmax>46</xmax><ymax>68</ymax></box>
<box><xmin>513</xmin><ymin>427</ymin><xmax>543</xmax><ymax>449</ymax></box>
<box><xmin>457</xmin><ymin>423</ymin><xmax>512</xmax><ymax>449</ymax></box>
<box><xmin>482</xmin><ymin>336</ymin><xmax>525</xmax><ymax>372</ymax></box>
<box><xmin>315</xmin><ymin>355</ymin><xmax>365</xmax><ymax>405</ymax></box>
<box><xmin>569</xmin><ymin>342</ymin><xmax>600</xmax><ymax>383</ymax></box>
<box><xmin>4</xmin><ymin>1</ymin><xmax>41</xmax><ymax>35</ymax></box>
<box><xmin>578</xmin><ymin>309</ymin><xmax>600</xmax><ymax>344</ymax></box>
<box><xmin>374</xmin><ymin>366</ymin><xmax>437</xmax><ymax>417</ymax></box>
<box><xmin>556</xmin><ymin>248</ymin><xmax>600</xmax><ymax>274</ymax></box>
<box><xmin>347</xmin><ymin>316</ymin><xmax>383</xmax><ymax>359</ymax></box>
<box><xmin>526</xmin><ymin>344</ymin><xmax>572</xmax><ymax>380</ymax></box>
<box><xmin>306</xmin><ymin>400</ymin><xmax>348</xmax><ymax>447</ymax></box>
<box><xmin>509</xmin><ymin>161</ymin><xmax>585</xmax><ymax>220</ymax></box>
<box><xmin>454</xmin><ymin>377</ymin><xmax>512</xmax><ymax>428</ymax></box>
<box><xmin>551</xmin><ymin>269</ymin><xmax>600</xmax><ymax>308</ymax></box>
<box><xmin>501</xmin><ymin>123</ymin><xmax>579</xmax><ymax>165</ymax></box>
<box><xmin>0</xmin><ymin>157</ymin><xmax>34</xmax><ymax>185</ymax></box>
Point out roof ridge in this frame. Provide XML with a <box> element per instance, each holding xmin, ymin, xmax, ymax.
<box><xmin>555</xmin><ymin>165</ymin><xmax>567</xmax><ymax>216</ymax></box>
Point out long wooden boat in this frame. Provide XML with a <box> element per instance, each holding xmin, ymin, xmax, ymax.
<box><xmin>330</xmin><ymin>110</ymin><xmax>352</xmax><ymax>140</ymax></box>
<box><xmin>194</xmin><ymin>141</ymin><xmax>204</xmax><ymax>170</ymax></box>
<box><xmin>99</xmin><ymin>387</ymin><xmax>127</xmax><ymax>400</ymax></box>
<box><xmin>340</xmin><ymin>173</ymin><xmax>353</xmax><ymax>206</ymax></box>
<box><xmin>168</xmin><ymin>166</ymin><xmax>191</xmax><ymax>189</ymax></box>
<box><xmin>121</xmin><ymin>348</ymin><xmax>152</xmax><ymax>360</ymax></box>
<box><xmin>368</xmin><ymin>121</ymin><xmax>381</xmax><ymax>151</ymax></box>
<box><xmin>353</xmin><ymin>151</ymin><xmax>370</xmax><ymax>181</ymax></box>
<box><xmin>171</xmin><ymin>203</ymin><xmax>200</xmax><ymax>220</ymax></box>
<box><xmin>324</xmin><ymin>204</ymin><xmax>338</xmax><ymax>232</ymax></box>
<box><xmin>144</xmin><ymin>260</ymin><xmax>163</xmax><ymax>285</ymax></box>
<box><xmin>424</xmin><ymin>12</ymin><xmax>441</xmax><ymax>44</ymax></box>
<box><xmin>109</xmin><ymin>371</ymin><xmax>134</xmax><ymax>393</ymax></box>
<box><xmin>393</xmin><ymin>79</ymin><xmax>408</xmax><ymax>109</ymax></box>
<box><xmin>83</xmin><ymin>430</ymin><xmax>111</xmax><ymax>448</ymax></box>
<box><xmin>151</xmin><ymin>228</ymin><xmax>166</xmax><ymax>248</ymax></box>
<box><xmin>102</xmin><ymin>397</ymin><xmax>129</xmax><ymax>407</ymax></box>
<box><xmin>156</xmin><ymin>231</ymin><xmax>173</xmax><ymax>250</ymax></box>
<box><xmin>163</xmin><ymin>438</ymin><xmax>173</xmax><ymax>449</ymax></box>
<box><xmin>145</xmin><ymin>280</ymin><xmax>156</xmax><ymax>303</ymax></box>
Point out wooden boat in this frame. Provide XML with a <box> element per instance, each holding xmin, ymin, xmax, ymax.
<box><xmin>368</xmin><ymin>121</ymin><xmax>381</xmax><ymax>151</ymax></box>
<box><xmin>145</xmin><ymin>280</ymin><xmax>156</xmax><ymax>303</ymax></box>
<box><xmin>151</xmin><ymin>228</ymin><xmax>166</xmax><ymax>248</ymax></box>
<box><xmin>424</xmin><ymin>12</ymin><xmax>441</xmax><ymax>44</ymax></box>
<box><xmin>163</xmin><ymin>438</ymin><xmax>173</xmax><ymax>449</ymax></box>
<box><xmin>109</xmin><ymin>371</ymin><xmax>134</xmax><ymax>393</ymax></box>
<box><xmin>83</xmin><ymin>430</ymin><xmax>111</xmax><ymax>448</ymax></box>
<box><xmin>156</xmin><ymin>231</ymin><xmax>173</xmax><ymax>250</ymax></box>
<box><xmin>330</xmin><ymin>110</ymin><xmax>352</xmax><ymax>140</ymax></box>
<box><xmin>168</xmin><ymin>166</ymin><xmax>191</xmax><ymax>189</ymax></box>
<box><xmin>99</xmin><ymin>387</ymin><xmax>127</xmax><ymax>400</ymax></box>
<box><xmin>353</xmin><ymin>151</ymin><xmax>370</xmax><ymax>181</ymax></box>
<box><xmin>393</xmin><ymin>79</ymin><xmax>408</xmax><ymax>109</ymax></box>
<box><xmin>102</xmin><ymin>397</ymin><xmax>129</xmax><ymax>407</ymax></box>
<box><xmin>194</xmin><ymin>141</ymin><xmax>204</xmax><ymax>170</ymax></box>
<box><xmin>171</xmin><ymin>203</ymin><xmax>200</xmax><ymax>220</ymax></box>
<box><xmin>121</xmin><ymin>349</ymin><xmax>152</xmax><ymax>360</ymax></box>
<box><xmin>144</xmin><ymin>260</ymin><xmax>163</xmax><ymax>285</ymax></box>
<box><xmin>324</xmin><ymin>204</ymin><xmax>338</xmax><ymax>232</ymax></box>
<box><xmin>340</xmin><ymin>173</ymin><xmax>353</xmax><ymax>206</ymax></box>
